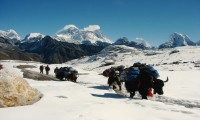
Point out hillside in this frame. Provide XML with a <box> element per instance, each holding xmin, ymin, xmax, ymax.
<box><xmin>65</xmin><ymin>45</ymin><xmax>200</xmax><ymax>72</ymax></box>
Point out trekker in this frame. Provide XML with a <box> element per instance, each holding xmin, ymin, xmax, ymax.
<box><xmin>39</xmin><ymin>65</ymin><xmax>44</xmax><ymax>74</ymax></box>
<box><xmin>0</xmin><ymin>64</ymin><xmax>3</xmax><ymax>70</ymax></box>
<box><xmin>45</xmin><ymin>65</ymin><xmax>50</xmax><ymax>75</ymax></box>
<box><xmin>108</xmin><ymin>70</ymin><xmax>122</xmax><ymax>90</ymax></box>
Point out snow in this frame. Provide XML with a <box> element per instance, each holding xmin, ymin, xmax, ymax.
<box><xmin>1</xmin><ymin>46</ymin><xmax>200</xmax><ymax>120</ymax></box>
<box><xmin>67</xmin><ymin>45</ymin><xmax>200</xmax><ymax>72</ymax></box>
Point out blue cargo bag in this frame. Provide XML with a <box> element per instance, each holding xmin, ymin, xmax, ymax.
<box><xmin>146</xmin><ymin>65</ymin><xmax>160</xmax><ymax>78</ymax></box>
<box><xmin>127</xmin><ymin>67</ymin><xmax>140</xmax><ymax>81</ymax></box>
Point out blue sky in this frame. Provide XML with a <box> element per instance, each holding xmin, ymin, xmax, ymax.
<box><xmin>1</xmin><ymin>0</ymin><xmax>200</xmax><ymax>46</ymax></box>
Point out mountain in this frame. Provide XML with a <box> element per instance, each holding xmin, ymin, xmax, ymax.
<box><xmin>0</xmin><ymin>29</ymin><xmax>21</xmax><ymax>43</ymax></box>
<box><xmin>0</xmin><ymin>37</ymin><xmax>15</xmax><ymax>46</ymax></box>
<box><xmin>0</xmin><ymin>37</ymin><xmax>42</xmax><ymax>61</ymax></box>
<box><xmin>135</xmin><ymin>38</ymin><xmax>152</xmax><ymax>48</ymax></box>
<box><xmin>159</xmin><ymin>32</ymin><xmax>196</xmax><ymax>49</ymax></box>
<box><xmin>114</xmin><ymin>37</ymin><xmax>129</xmax><ymax>45</ymax></box>
<box><xmin>19</xmin><ymin>36</ymin><xmax>107</xmax><ymax>63</ymax></box>
<box><xmin>196</xmin><ymin>40</ymin><xmax>200</xmax><ymax>45</ymax></box>
<box><xmin>22</xmin><ymin>33</ymin><xmax>45</xmax><ymax>43</ymax></box>
<box><xmin>113</xmin><ymin>37</ymin><xmax>152</xmax><ymax>49</ymax></box>
<box><xmin>53</xmin><ymin>24</ymin><xmax>112</xmax><ymax>45</ymax></box>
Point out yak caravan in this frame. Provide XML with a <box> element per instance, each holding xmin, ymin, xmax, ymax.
<box><xmin>103</xmin><ymin>62</ymin><xmax>168</xmax><ymax>99</ymax></box>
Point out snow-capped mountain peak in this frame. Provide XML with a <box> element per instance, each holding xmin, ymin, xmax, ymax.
<box><xmin>53</xmin><ymin>24</ymin><xmax>112</xmax><ymax>45</ymax></box>
<box><xmin>23</xmin><ymin>33</ymin><xmax>45</xmax><ymax>43</ymax></box>
<box><xmin>25</xmin><ymin>33</ymin><xmax>44</xmax><ymax>39</ymax></box>
<box><xmin>169</xmin><ymin>32</ymin><xmax>191</xmax><ymax>45</ymax></box>
<box><xmin>159</xmin><ymin>32</ymin><xmax>196</xmax><ymax>49</ymax></box>
<box><xmin>135</xmin><ymin>38</ymin><xmax>152</xmax><ymax>48</ymax></box>
<box><xmin>56</xmin><ymin>24</ymin><xmax>79</xmax><ymax>35</ymax></box>
<box><xmin>0</xmin><ymin>29</ymin><xmax>21</xmax><ymax>43</ymax></box>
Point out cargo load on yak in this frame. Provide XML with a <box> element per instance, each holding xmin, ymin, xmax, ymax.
<box><xmin>102</xmin><ymin>65</ymin><xmax>125</xmax><ymax>77</ymax></box>
<box><xmin>102</xmin><ymin>68</ymin><xmax>111</xmax><ymax>77</ymax></box>
<box><xmin>126</xmin><ymin>62</ymin><xmax>159</xmax><ymax>81</ymax></box>
<box><xmin>144</xmin><ymin>65</ymin><xmax>160</xmax><ymax>78</ymax></box>
<box><xmin>126</xmin><ymin>66</ymin><xmax>140</xmax><ymax>81</ymax></box>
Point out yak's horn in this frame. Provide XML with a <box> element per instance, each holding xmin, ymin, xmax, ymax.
<box><xmin>164</xmin><ymin>77</ymin><xmax>169</xmax><ymax>82</ymax></box>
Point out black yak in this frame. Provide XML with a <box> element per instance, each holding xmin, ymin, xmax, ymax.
<box><xmin>125</xmin><ymin>70</ymin><xmax>168</xmax><ymax>99</ymax></box>
<box><xmin>55</xmin><ymin>67</ymin><xmax>78</xmax><ymax>82</ymax></box>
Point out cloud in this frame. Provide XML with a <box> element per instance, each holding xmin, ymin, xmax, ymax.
<box><xmin>83</xmin><ymin>25</ymin><xmax>100</xmax><ymax>31</ymax></box>
<box><xmin>136</xmin><ymin>37</ymin><xmax>145</xmax><ymax>41</ymax></box>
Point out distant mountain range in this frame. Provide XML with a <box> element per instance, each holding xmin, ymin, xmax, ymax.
<box><xmin>113</xmin><ymin>32</ymin><xmax>199</xmax><ymax>49</ymax></box>
<box><xmin>0</xmin><ymin>25</ymin><xmax>199</xmax><ymax>49</ymax></box>
<box><xmin>0</xmin><ymin>25</ymin><xmax>112</xmax><ymax>63</ymax></box>
<box><xmin>0</xmin><ymin>25</ymin><xmax>199</xmax><ymax>63</ymax></box>
<box><xmin>0</xmin><ymin>25</ymin><xmax>112</xmax><ymax>46</ymax></box>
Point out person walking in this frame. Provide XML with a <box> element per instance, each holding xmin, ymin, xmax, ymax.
<box><xmin>45</xmin><ymin>65</ymin><xmax>50</xmax><ymax>75</ymax></box>
<box><xmin>39</xmin><ymin>65</ymin><xmax>44</xmax><ymax>74</ymax></box>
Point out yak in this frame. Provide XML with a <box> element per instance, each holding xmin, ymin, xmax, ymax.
<box><xmin>125</xmin><ymin>70</ymin><xmax>168</xmax><ymax>99</ymax></box>
<box><xmin>55</xmin><ymin>67</ymin><xmax>78</xmax><ymax>82</ymax></box>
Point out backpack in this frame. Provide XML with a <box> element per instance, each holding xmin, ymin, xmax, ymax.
<box><xmin>145</xmin><ymin>65</ymin><xmax>159</xmax><ymax>78</ymax></box>
<box><xmin>126</xmin><ymin>67</ymin><xmax>140</xmax><ymax>81</ymax></box>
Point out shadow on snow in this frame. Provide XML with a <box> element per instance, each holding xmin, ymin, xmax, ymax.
<box><xmin>91</xmin><ymin>93</ymin><xmax>126</xmax><ymax>99</ymax></box>
<box><xmin>88</xmin><ymin>85</ymin><xmax>109</xmax><ymax>90</ymax></box>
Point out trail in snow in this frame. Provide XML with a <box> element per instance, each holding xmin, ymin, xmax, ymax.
<box><xmin>76</xmin><ymin>75</ymin><xmax>200</xmax><ymax>111</ymax></box>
